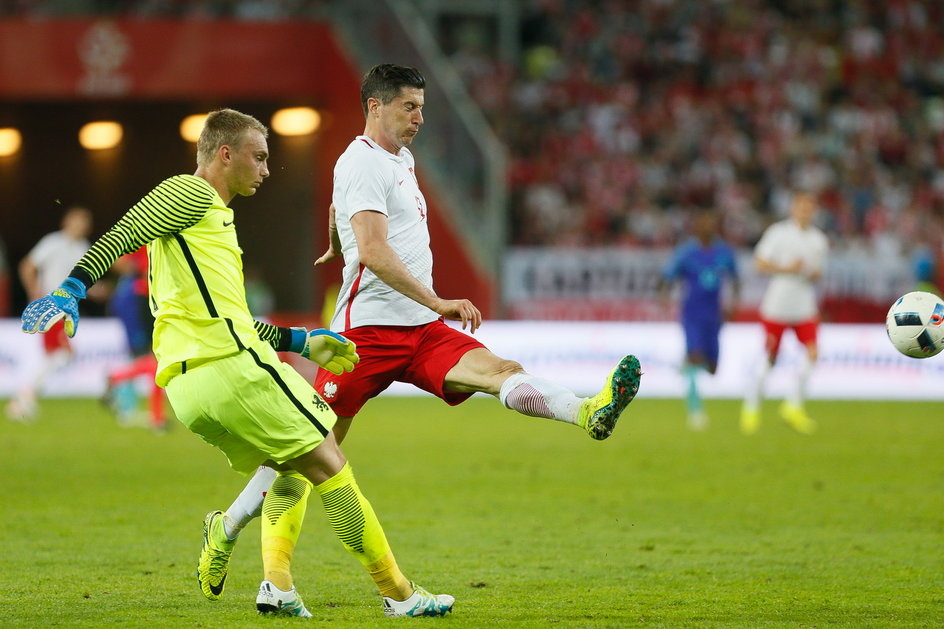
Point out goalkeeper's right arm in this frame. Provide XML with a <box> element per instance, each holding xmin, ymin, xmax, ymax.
<box><xmin>20</xmin><ymin>175</ymin><xmax>213</xmax><ymax>337</ymax></box>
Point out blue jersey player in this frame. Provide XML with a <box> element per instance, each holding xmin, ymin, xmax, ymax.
<box><xmin>662</xmin><ymin>209</ymin><xmax>740</xmax><ymax>429</ymax></box>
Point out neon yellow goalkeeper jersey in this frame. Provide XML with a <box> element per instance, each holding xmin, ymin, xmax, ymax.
<box><xmin>71</xmin><ymin>174</ymin><xmax>289</xmax><ymax>387</ymax></box>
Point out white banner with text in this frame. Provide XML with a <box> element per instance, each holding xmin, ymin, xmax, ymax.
<box><xmin>0</xmin><ymin>318</ymin><xmax>940</xmax><ymax>401</ymax></box>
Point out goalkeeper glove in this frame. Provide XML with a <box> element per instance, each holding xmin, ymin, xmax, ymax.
<box><xmin>21</xmin><ymin>277</ymin><xmax>87</xmax><ymax>338</ymax></box>
<box><xmin>289</xmin><ymin>327</ymin><xmax>359</xmax><ymax>375</ymax></box>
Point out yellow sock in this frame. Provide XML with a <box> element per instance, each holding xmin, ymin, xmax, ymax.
<box><xmin>367</xmin><ymin>551</ymin><xmax>413</xmax><ymax>600</ymax></box>
<box><xmin>261</xmin><ymin>471</ymin><xmax>311</xmax><ymax>591</ymax></box>
<box><xmin>316</xmin><ymin>462</ymin><xmax>411</xmax><ymax>599</ymax></box>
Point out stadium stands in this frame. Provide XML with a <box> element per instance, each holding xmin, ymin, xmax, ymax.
<box><xmin>445</xmin><ymin>1</ymin><xmax>944</xmax><ymax>259</ymax></box>
<box><xmin>2</xmin><ymin>0</ymin><xmax>941</xmax><ymax>317</ymax></box>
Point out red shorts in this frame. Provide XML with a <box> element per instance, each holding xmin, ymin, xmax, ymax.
<box><xmin>313</xmin><ymin>319</ymin><xmax>486</xmax><ymax>417</ymax></box>
<box><xmin>761</xmin><ymin>317</ymin><xmax>818</xmax><ymax>358</ymax></box>
<box><xmin>42</xmin><ymin>319</ymin><xmax>71</xmax><ymax>354</ymax></box>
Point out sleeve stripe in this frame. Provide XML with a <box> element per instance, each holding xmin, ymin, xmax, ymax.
<box><xmin>73</xmin><ymin>175</ymin><xmax>214</xmax><ymax>284</ymax></box>
<box><xmin>254</xmin><ymin>320</ymin><xmax>292</xmax><ymax>351</ymax></box>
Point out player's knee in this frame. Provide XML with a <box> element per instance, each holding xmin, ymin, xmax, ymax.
<box><xmin>495</xmin><ymin>359</ymin><xmax>524</xmax><ymax>378</ymax></box>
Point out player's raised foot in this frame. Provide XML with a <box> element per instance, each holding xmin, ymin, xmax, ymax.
<box><xmin>739</xmin><ymin>405</ymin><xmax>760</xmax><ymax>435</ymax></box>
<box><xmin>577</xmin><ymin>355</ymin><xmax>642</xmax><ymax>440</ymax></box>
<box><xmin>779</xmin><ymin>401</ymin><xmax>816</xmax><ymax>435</ymax></box>
<box><xmin>197</xmin><ymin>510</ymin><xmax>235</xmax><ymax>601</ymax></box>
<box><xmin>256</xmin><ymin>580</ymin><xmax>312</xmax><ymax>618</ymax></box>
<box><xmin>382</xmin><ymin>582</ymin><xmax>455</xmax><ymax>617</ymax></box>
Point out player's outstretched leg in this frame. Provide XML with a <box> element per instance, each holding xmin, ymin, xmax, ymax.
<box><xmin>383</xmin><ymin>582</ymin><xmax>456</xmax><ymax>617</ymax></box>
<box><xmin>577</xmin><ymin>355</ymin><xmax>642</xmax><ymax>440</ymax></box>
<box><xmin>197</xmin><ymin>510</ymin><xmax>235</xmax><ymax>601</ymax></box>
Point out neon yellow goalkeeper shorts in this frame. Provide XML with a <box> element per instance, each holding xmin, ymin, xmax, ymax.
<box><xmin>165</xmin><ymin>340</ymin><xmax>337</xmax><ymax>475</ymax></box>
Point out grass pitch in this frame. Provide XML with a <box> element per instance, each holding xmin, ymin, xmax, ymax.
<box><xmin>1</xmin><ymin>396</ymin><xmax>942</xmax><ymax>628</ymax></box>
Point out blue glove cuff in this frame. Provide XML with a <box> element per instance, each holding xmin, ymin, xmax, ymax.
<box><xmin>288</xmin><ymin>327</ymin><xmax>308</xmax><ymax>354</ymax></box>
<box><xmin>309</xmin><ymin>328</ymin><xmax>348</xmax><ymax>344</ymax></box>
<box><xmin>60</xmin><ymin>277</ymin><xmax>87</xmax><ymax>300</ymax></box>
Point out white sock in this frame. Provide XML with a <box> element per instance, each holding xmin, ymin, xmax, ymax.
<box><xmin>498</xmin><ymin>372</ymin><xmax>584</xmax><ymax>425</ymax></box>
<box><xmin>46</xmin><ymin>349</ymin><xmax>72</xmax><ymax>372</ymax></box>
<box><xmin>223</xmin><ymin>465</ymin><xmax>278</xmax><ymax>539</ymax></box>
<box><xmin>788</xmin><ymin>354</ymin><xmax>814</xmax><ymax>407</ymax></box>
<box><xmin>15</xmin><ymin>386</ymin><xmax>36</xmax><ymax>406</ymax></box>
<box><xmin>743</xmin><ymin>360</ymin><xmax>772</xmax><ymax>411</ymax></box>
<box><xmin>27</xmin><ymin>349</ymin><xmax>70</xmax><ymax>398</ymax></box>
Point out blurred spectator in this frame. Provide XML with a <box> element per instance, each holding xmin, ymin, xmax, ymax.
<box><xmin>912</xmin><ymin>239</ymin><xmax>940</xmax><ymax>296</ymax></box>
<box><xmin>5</xmin><ymin>0</ymin><xmax>944</xmax><ymax>293</ymax></box>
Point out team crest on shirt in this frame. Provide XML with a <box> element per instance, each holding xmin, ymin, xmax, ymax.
<box><xmin>322</xmin><ymin>381</ymin><xmax>338</xmax><ymax>399</ymax></box>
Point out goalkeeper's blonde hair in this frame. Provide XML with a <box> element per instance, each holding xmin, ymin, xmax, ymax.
<box><xmin>196</xmin><ymin>109</ymin><xmax>268</xmax><ymax>167</ymax></box>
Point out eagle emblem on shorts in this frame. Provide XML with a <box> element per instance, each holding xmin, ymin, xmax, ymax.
<box><xmin>312</xmin><ymin>396</ymin><xmax>329</xmax><ymax>413</ymax></box>
<box><xmin>322</xmin><ymin>381</ymin><xmax>338</xmax><ymax>399</ymax></box>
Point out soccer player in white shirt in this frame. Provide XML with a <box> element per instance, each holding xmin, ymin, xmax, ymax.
<box><xmin>740</xmin><ymin>192</ymin><xmax>829</xmax><ymax>435</ymax></box>
<box><xmin>6</xmin><ymin>206</ymin><xmax>91</xmax><ymax>421</ymax></box>
<box><xmin>199</xmin><ymin>64</ymin><xmax>642</xmax><ymax>615</ymax></box>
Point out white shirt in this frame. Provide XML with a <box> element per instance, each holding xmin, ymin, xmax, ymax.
<box><xmin>755</xmin><ymin>219</ymin><xmax>829</xmax><ymax>322</ymax></box>
<box><xmin>330</xmin><ymin>135</ymin><xmax>437</xmax><ymax>331</ymax></box>
<box><xmin>27</xmin><ymin>230</ymin><xmax>90</xmax><ymax>295</ymax></box>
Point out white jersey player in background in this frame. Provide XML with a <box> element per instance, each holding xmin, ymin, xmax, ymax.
<box><xmin>6</xmin><ymin>206</ymin><xmax>92</xmax><ymax>421</ymax></box>
<box><xmin>740</xmin><ymin>192</ymin><xmax>829</xmax><ymax>435</ymax></box>
<box><xmin>196</xmin><ymin>64</ymin><xmax>642</xmax><ymax>614</ymax></box>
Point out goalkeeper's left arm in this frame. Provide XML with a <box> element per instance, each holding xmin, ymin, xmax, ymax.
<box><xmin>254</xmin><ymin>321</ymin><xmax>358</xmax><ymax>375</ymax></box>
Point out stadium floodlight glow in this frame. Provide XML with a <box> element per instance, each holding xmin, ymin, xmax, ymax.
<box><xmin>271</xmin><ymin>107</ymin><xmax>321</xmax><ymax>136</ymax></box>
<box><xmin>0</xmin><ymin>127</ymin><xmax>22</xmax><ymax>157</ymax></box>
<box><xmin>180</xmin><ymin>114</ymin><xmax>208</xmax><ymax>143</ymax></box>
<box><xmin>79</xmin><ymin>121</ymin><xmax>123</xmax><ymax>150</ymax></box>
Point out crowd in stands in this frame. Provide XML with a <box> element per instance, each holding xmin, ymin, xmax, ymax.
<box><xmin>449</xmin><ymin>0</ymin><xmax>944</xmax><ymax>267</ymax></box>
<box><xmin>4</xmin><ymin>0</ymin><xmax>943</xmax><ymax>271</ymax></box>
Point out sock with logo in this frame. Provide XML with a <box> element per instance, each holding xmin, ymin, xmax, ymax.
<box><xmin>316</xmin><ymin>461</ymin><xmax>412</xmax><ymax>600</ymax></box>
<box><xmin>261</xmin><ymin>470</ymin><xmax>311</xmax><ymax>591</ymax></box>
<box><xmin>498</xmin><ymin>372</ymin><xmax>582</xmax><ymax>424</ymax></box>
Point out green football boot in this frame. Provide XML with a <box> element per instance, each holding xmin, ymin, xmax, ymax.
<box><xmin>197</xmin><ymin>510</ymin><xmax>235</xmax><ymax>601</ymax></box>
<box><xmin>577</xmin><ymin>355</ymin><xmax>642</xmax><ymax>440</ymax></box>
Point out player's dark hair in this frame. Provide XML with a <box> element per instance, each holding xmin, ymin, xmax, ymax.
<box><xmin>360</xmin><ymin>64</ymin><xmax>426</xmax><ymax>117</ymax></box>
<box><xmin>196</xmin><ymin>108</ymin><xmax>268</xmax><ymax>167</ymax></box>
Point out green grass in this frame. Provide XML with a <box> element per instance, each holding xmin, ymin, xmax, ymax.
<box><xmin>1</xmin><ymin>397</ymin><xmax>942</xmax><ymax>628</ymax></box>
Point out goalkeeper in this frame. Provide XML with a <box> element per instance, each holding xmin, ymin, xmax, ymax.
<box><xmin>20</xmin><ymin>108</ymin><xmax>453</xmax><ymax>619</ymax></box>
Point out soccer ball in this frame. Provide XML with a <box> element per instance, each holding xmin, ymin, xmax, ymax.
<box><xmin>885</xmin><ymin>291</ymin><xmax>944</xmax><ymax>358</ymax></box>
